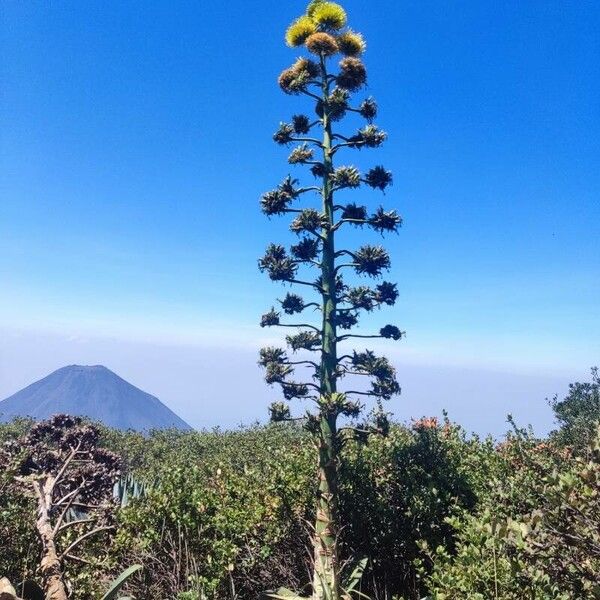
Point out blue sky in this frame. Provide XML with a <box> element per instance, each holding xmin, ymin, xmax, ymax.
<box><xmin>1</xmin><ymin>1</ymin><xmax>598</xmax><ymax>434</ymax></box>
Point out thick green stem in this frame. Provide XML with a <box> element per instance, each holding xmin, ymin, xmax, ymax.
<box><xmin>313</xmin><ymin>56</ymin><xmax>341</xmax><ymax>600</ymax></box>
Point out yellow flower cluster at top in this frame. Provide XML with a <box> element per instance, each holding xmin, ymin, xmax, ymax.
<box><xmin>285</xmin><ymin>1</ymin><xmax>366</xmax><ymax>57</ymax></box>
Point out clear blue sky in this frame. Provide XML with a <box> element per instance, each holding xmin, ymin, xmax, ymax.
<box><xmin>1</xmin><ymin>1</ymin><xmax>598</xmax><ymax>434</ymax></box>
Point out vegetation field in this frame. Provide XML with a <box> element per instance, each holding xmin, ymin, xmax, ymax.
<box><xmin>1</xmin><ymin>369</ymin><xmax>598</xmax><ymax>599</ymax></box>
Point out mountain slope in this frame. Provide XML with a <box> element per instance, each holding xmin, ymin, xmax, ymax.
<box><xmin>0</xmin><ymin>365</ymin><xmax>192</xmax><ymax>431</ymax></box>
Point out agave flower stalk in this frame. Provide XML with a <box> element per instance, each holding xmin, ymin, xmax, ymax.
<box><xmin>258</xmin><ymin>2</ymin><xmax>403</xmax><ymax>598</ymax></box>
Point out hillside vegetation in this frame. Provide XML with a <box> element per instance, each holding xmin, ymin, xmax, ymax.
<box><xmin>1</xmin><ymin>369</ymin><xmax>598</xmax><ymax>599</ymax></box>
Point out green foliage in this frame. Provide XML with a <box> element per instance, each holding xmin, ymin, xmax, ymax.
<box><xmin>338</xmin><ymin>419</ymin><xmax>481</xmax><ymax>599</ymax></box>
<box><xmin>0</xmin><ymin>462</ymin><xmax>38</xmax><ymax>586</ymax></box>
<box><xmin>1</xmin><ymin>406</ymin><xmax>598</xmax><ymax>600</ymax></box>
<box><xmin>424</xmin><ymin>423</ymin><xmax>600</xmax><ymax>599</ymax></box>
<box><xmin>551</xmin><ymin>367</ymin><xmax>600</xmax><ymax>452</ymax></box>
<box><xmin>110</xmin><ymin>425</ymin><xmax>314</xmax><ymax>599</ymax></box>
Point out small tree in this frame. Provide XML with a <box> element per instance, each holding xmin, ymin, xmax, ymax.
<box><xmin>258</xmin><ymin>2</ymin><xmax>402</xmax><ymax>598</ymax></box>
<box><xmin>551</xmin><ymin>367</ymin><xmax>600</xmax><ymax>452</ymax></box>
<box><xmin>0</xmin><ymin>415</ymin><xmax>120</xmax><ymax>600</ymax></box>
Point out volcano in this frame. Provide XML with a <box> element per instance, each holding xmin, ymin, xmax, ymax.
<box><xmin>0</xmin><ymin>365</ymin><xmax>192</xmax><ymax>431</ymax></box>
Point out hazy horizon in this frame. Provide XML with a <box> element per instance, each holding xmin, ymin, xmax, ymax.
<box><xmin>1</xmin><ymin>325</ymin><xmax>592</xmax><ymax>438</ymax></box>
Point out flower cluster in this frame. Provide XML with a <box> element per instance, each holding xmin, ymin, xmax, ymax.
<box><xmin>282</xmin><ymin>381</ymin><xmax>310</xmax><ymax>400</ymax></box>
<box><xmin>273</xmin><ymin>122</ymin><xmax>295</xmax><ymax>145</ymax></box>
<box><xmin>359</xmin><ymin>97</ymin><xmax>377</xmax><ymax>120</ymax></box>
<box><xmin>337</xmin><ymin>57</ymin><xmax>367</xmax><ymax>91</ymax></box>
<box><xmin>264</xmin><ymin>361</ymin><xmax>294</xmax><ymax>384</ymax></box>
<box><xmin>316</xmin><ymin>87</ymin><xmax>350</xmax><ymax>122</ymax></box>
<box><xmin>258</xmin><ymin>346</ymin><xmax>287</xmax><ymax>367</ymax></box>
<box><xmin>331</xmin><ymin>165</ymin><xmax>361</xmax><ymax>189</ymax></box>
<box><xmin>268</xmin><ymin>401</ymin><xmax>292</xmax><ymax>422</ymax></box>
<box><xmin>288</xmin><ymin>143</ymin><xmax>314</xmax><ymax>164</ymax></box>
<box><xmin>368</xmin><ymin>207</ymin><xmax>402</xmax><ymax>233</ymax></box>
<box><xmin>341</xmin><ymin>281</ymin><xmax>398</xmax><ymax>311</ymax></box>
<box><xmin>350</xmin><ymin>350</ymin><xmax>400</xmax><ymax>400</ymax></box>
<box><xmin>286</xmin><ymin>330</ymin><xmax>321</xmax><ymax>351</ymax></box>
<box><xmin>306</xmin><ymin>32</ymin><xmax>339</xmax><ymax>56</ymax></box>
<box><xmin>260</xmin><ymin>176</ymin><xmax>301</xmax><ymax>217</ymax></box>
<box><xmin>280</xmin><ymin>292</ymin><xmax>306</xmax><ymax>314</ymax></box>
<box><xmin>353</xmin><ymin>245</ymin><xmax>391</xmax><ymax>277</ymax></box>
<box><xmin>292</xmin><ymin>114</ymin><xmax>311</xmax><ymax>134</ymax></box>
<box><xmin>290</xmin><ymin>208</ymin><xmax>326</xmax><ymax>234</ymax></box>
<box><xmin>364</xmin><ymin>165</ymin><xmax>393</xmax><ymax>191</ymax></box>
<box><xmin>344</xmin><ymin>285</ymin><xmax>375</xmax><ymax>310</ymax></box>
<box><xmin>291</xmin><ymin>236</ymin><xmax>320</xmax><ymax>260</ymax></box>
<box><xmin>285</xmin><ymin>2</ymin><xmax>364</xmax><ymax>60</ymax></box>
<box><xmin>341</xmin><ymin>202</ymin><xmax>367</xmax><ymax>222</ymax></box>
<box><xmin>278</xmin><ymin>57</ymin><xmax>321</xmax><ymax>95</ymax></box>
<box><xmin>260</xmin><ymin>307</ymin><xmax>280</xmax><ymax>328</ymax></box>
<box><xmin>379</xmin><ymin>324</ymin><xmax>403</xmax><ymax>340</ymax></box>
<box><xmin>258</xmin><ymin>244</ymin><xmax>297</xmax><ymax>281</ymax></box>
<box><xmin>260</xmin><ymin>0</ymin><xmax>402</xmax><ymax>426</ymax></box>
<box><xmin>260</xmin><ymin>189</ymin><xmax>292</xmax><ymax>216</ymax></box>
<box><xmin>350</xmin><ymin>124</ymin><xmax>387</xmax><ymax>148</ymax></box>
<box><xmin>374</xmin><ymin>281</ymin><xmax>399</xmax><ymax>305</ymax></box>
<box><xmin>335</xmin><ymin>311</ymin><xmax>358</xmax><ymax>330</ymax></box>
<box><xmin>337</xmin><ymin>30</ymin><xmax>366</xmax><ymax>56</ymax></box>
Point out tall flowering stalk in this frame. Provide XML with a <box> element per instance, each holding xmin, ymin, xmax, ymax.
<box><xmin>258</xmin><ymin>2</ymin><xmax>402</xmax><ymax>598</ymax></box>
